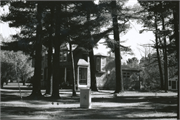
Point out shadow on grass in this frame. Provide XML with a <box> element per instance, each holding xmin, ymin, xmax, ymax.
<box><xmin>1</xmin><ymin>105</ymin><xmax>177</xmax><ymax>119</ymax></box>
<box><xmin>54</xmin><ymin>107</ymin><xmax>177</xmax><ymax>119</ymax></box>
<box><xmin>1</xmin><ymin>89</ymin><xmax>177</xmax><ymax>119</ymax></box>
<box><xmin>92</xmin><ymin>96</ymin><xmax>177</xmax><ymax>104</ymax></box>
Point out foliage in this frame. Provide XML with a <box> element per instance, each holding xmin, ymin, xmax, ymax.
<box><xmin>123</xmin><ymin>72</ymin><xmax>139</xmax><ymax>91</ymax></box>
<box><xmin>139</xmin><ymin>52</ymin><xmax>161</xmax><ymax>91</ymax></box>
<box><xmin>1</xmin><ymin>1</ymin><xmax>37</xmax><ymax>54</ymax></box>
<box><xmin>0</xmin><ymin>50</ymin><xmax>34</xmax><ymax>87</ymax></box>
<box><xmin>104</xmin><ymin>56</ymin><xmax>140</xmax><ymax>91</ymax></box>
<box><xmin>137</xmin><ymin>1</ymin><xmax>179</xmax><ymax>91</ymax></box>
<box><xmin>168</xmin><ymin>52</ymin><xmax>178</xmax><ymax>78</ymax></box>
<box><xmin>126</xmin><ymin>57</ymin><xmax>139</xmax><ymax>68</ymax></box>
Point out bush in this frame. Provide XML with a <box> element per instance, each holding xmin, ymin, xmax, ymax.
<box><xmin>140</xmin><ymin>67</ymin><xmax>161</xmax><ymax>91</ymax></box>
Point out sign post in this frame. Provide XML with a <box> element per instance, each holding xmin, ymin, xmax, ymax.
<box><xmin>80</xmin><ymin>88</ymin><xmax>91</xmax><ymax>108</ymax></box>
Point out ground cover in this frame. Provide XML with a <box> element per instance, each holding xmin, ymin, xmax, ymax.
<box><xmin>0</xmin><ymin>86</ymin><xmax>178</xmax><ymax>119</ymax></box>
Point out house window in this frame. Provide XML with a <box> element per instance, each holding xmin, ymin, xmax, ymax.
<box><xmin>101</xmin><ymin>57</ymin><xmax>106</xmax><ymax>72</ymax></box>
<box><xmin>126</xmin><ymin>72</ymin><xmax>130</xmax><ymax>78</ymax></box>
<box><xmin>169</xmin><ymin>81</ymin><xmax>171</xmax><ymax>86</ymax></box>
<box><xmin>172</xmin><ymin>81</ymin><xmax>176</xmax><ymax>89</ymax></box>
<box><xmin>96</xmin><ymin>57</ymin><xmax>101</xmax><ymax>71</ymax></box>
<box><xmin>95</xmin><ymin>56</ymin><xmax>106</xmax><ymax>72</ymax></box>
<box><xmin>60</xmin><ymin>51</ymin><xmax>67</xmax><ymax>62</ymax></box>
<box><xmin>123</xmin><ymin>72</ymin><xmax>127</xmax><ymax>79</ymax></box>
<box><xmin>79</xmin><ymin>67</ymin><xmax>87</xmax><ymax>85</ymax></box>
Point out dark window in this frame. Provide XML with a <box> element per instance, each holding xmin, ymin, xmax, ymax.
<box><xmin>79</xmin><ymin>67</ymin><xmax>87</xmax><ymax>85</ymax></box>
<box><xmin>123</xmin><ymin>72</ymin><xmax>127</xmax><ymax>79</ymax></box>
<box><xmin>60</xmin><ymin>51</ymin><xmax>67</xmax><ymax>62</ymax></box>
<box><xmin>101</xmin><ymin>57</ymin><xmax>106</xmax><ymax>72</ymax></box>
<box><xmin>172</xmin><ymin>81</ymin><xmax>176</xmax><ymax>89</ymax></box>
<box><xmin>169</xmin><ymin>81</ymin><xmax>171</xmax><ymax>86</ymax></box>
<box><xmin>127</xmin><ymin>72</ymin><xmax>130</xmax><ymax>78</ymax></box>
<box><xmin>96</xmin><ymin>57</ymin><xmax>101</xmax><ymax>71</ymax></box>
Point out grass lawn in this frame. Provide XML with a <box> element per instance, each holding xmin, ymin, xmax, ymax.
<box><xmin>0</xmin><ymin>86</ymin><xmax>178</xmax><ymax>119</ymax></box>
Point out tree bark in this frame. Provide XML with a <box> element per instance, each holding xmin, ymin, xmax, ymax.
<box><xmin>173</xmin><ymin>2</ymin><xmax>179</xmax><ymax>62</ymax></box>
<box><xmin>111</xmin><ymin>0</ymin><xmax>123</xmax><ymax>93</ymax></box>
<box><xmin>45</xmin><ymin>5</ymin><xmax>54</xmax><ymax>95</ymax></box>
<box><xmin>69</xmin><ymin>42</ymin><xmax>77</xmax><ymax>96</ymax></box>
<box><xmin>23</xmin><ymin>80</ymin><xmax>25</xmax><ymax>86</ymax></box>
<box><xmin>87</xmin><ymin>8</ymin><xmax>98</xmax><ymax>91</ymax></box>
<box><xmin>160</xmin><ymin>2</ymin><xmax>168</xmax><ymax>92</ymax></box>
<box><xmin>1</xmin><ymin>81</ymin><xmax>4</xmax><ymax>88</ymax></box>
<box><xmin>29</xmin><ymin>2</ymin><xmax>43</xmax><ymax>99</ymax></box>
<box><xmin>154</xmin><ymin>12</ymin><xmax>163</xmax><ymax>90</ymax></box>
<box><xmin>51</xmin><ymin>3</ymin><xmax>61</xmax><ymax>99</ymax></box>
<box><xmin>89</xmin><ymin>47</ymin><xmax>98</xmax><ymax>91</ymax></box>
<box><xmin>173</xmin><ymin>2</ymin><xmax>179</xmax><ymax>119</ymax></box>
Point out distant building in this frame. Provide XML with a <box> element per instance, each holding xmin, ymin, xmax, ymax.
<box><xmin>168</xmin><ymin>76</ymin><xmax>178</xmax><ymax>91</ymax></box>
<box><xmin>33</xmin><ymin>43</ymin><xmax>141</xmax><ymax>90</ymax></box>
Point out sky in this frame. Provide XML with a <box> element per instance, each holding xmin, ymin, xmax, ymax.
<box><xmin>94</xmin><ymin>0</ymin><xmax>155</xmax><ymax>63</ymax></box>
<box><xmin>0</xmin><ymin>0</ymin><xmax>155</xmax><ymax>63</ymax></box>
<box><xmin>0</xmin><ymin>5</ymin><xmax>20</xmax><ymax>41</ymax></box>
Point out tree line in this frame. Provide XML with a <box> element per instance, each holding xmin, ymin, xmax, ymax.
<box><xmin>137</xmin><ymin>1</ymin><xmax>179</xmax><ymax>92</ymax></box>
<box><xmin>1</xmin><ymin>0</ymin><xmax>130</xmax><ymax>98</ymax></box>
<box><xmin>0</xmin><ymin>0</ymin><xmax>179</xmax><ymax>99</ymax></box>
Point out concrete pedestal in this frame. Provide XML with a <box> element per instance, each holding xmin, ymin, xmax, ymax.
<box><xmin>80</xmin><ymin>88</ymin><xmax>91</xmax><ymax>108</ymax></box>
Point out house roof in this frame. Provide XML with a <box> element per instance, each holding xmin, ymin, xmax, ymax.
<box><xmin>77</xmin><ymin>59</ymin><xmax>89</xmax><ymax>66</ymax></box>
<box><xmin>122</xmin><ymin>68</ymin><xmax>141</xmax><ymax>72</ymax></box>
<box><xmin>169</xmin><ymin>76</ymin><xmax>178</xmax><ymax>81</ymax></box>
<box><xmin>94</xmin><ymin>52</ymin><xmax>108</xmax><ymax>57</ymax></box>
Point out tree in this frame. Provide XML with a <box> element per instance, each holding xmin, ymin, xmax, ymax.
<box><xmin>137</xmin><ymin>1</ymin><xmax>178</xmax><ymax>92</ymax></box>
<box><xmin>154</xmin><ymin>11</ymin><xmax>164</xmax><ymax>90</ymax></box>
<box><xmin>96</xmin><ymin>0</ymin><xmax>132</xmax><ymax>93</ymax></box>
<box><xmin>138</xmin><ymin>1</ymin><xmax>179</xmax><ymax>118</ymax></box>
<box><xmin>30</xmin><ymin>1</ymin><xmax>43</xmax><ymax>98</ymax></box>
<box><xmin>139</xmin><ymin>53</ymin><xmax>161</xmax><ymax>91</ymax></box>
<box><xmin>126</xmin><ymin>57</ymin><xmax>139</xmax><ymax>68</ymax></box>
<box><xmin>85</xmin><ymin>1</ymin><xmax>98</xmax><ymax>91</ymax></box>
<box><xmin>68</xmin><ymin>1</ymin><xmax>115</xmax><ymax>91</ymax></box>
<box><xmin>1</xmin><ymin>51</ymin><xmax>16</xmax><ymax>88</ymax></box>
<box><xmin>51</xmin><ymin>3</ymin><xmax>61</xmax><ymax>99</ymax></box>
<box><xmin>159</xmin><ymin>1</ymin><xmax>168</xmax><ymax>92</ymax></box>
<box><xmin>111</xmin><ymin>0</ymin><xmax>123</xmax><ymax>93</ymax></box>
<box><xmin>0</xmin><ymin>50</ymin><xmax>34</xmax><ymax>88</ymax></box>
<box><xmin>1</xmin><ymin>1</ymin><xmax>46</xmax><ymax>99</ymax></box>
<box><xmin>69</xmin><ymin>42</ymin><xmax>77</xmax><ymax>96</ymax></box>
<box><xmin>44</xmin><ymin>4</ymin><xmax>54</xmax><ymax>96</ymax></box>
<box><xmin>1</xmin><ymin>1</ymin><xmax>38</xmax><ymax>54</ymax></box>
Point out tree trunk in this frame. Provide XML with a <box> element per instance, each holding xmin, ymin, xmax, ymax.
<box><xmin>89</xmin><ymin>48</ymin><xmax>98</xmax><ymax>91</ymax></box>
<box><xmin>87</xmin><ymin>8</ymin><xmax>98</xmax><ymax>91</ymax></box>
<box><xmin>173</xmin><ymin>3</ymin><xmax>179</xmax><ymax>119</ymax></box>
<box><xmin>29</xmin><ymin>2</ymin><xmax>43</xmax><ymax>99</ymax></box>
<box><xmin>1</xmin><ymin>81</ymin><xmax>4</xmax><ymax>88</ymax></box>
<box><xmin>173</xmin><ymin>2</ymin><xmax>179</xmax><ymax>62</ymax></box>
<box><xmin>158</xmin><ymin>37</ymin><xmax>165</xmax><ymax>89</ymax></box>
<box><xmin>154</xmin><ymin>13</ymin><xmax>163</xmax><ymax>90</ymax></box>
<box><xmin>23</xmin><ymin>80</ymin><xmax>25</xmax><ymax>86</ymax></box>
<box><xmin>45</xmin><ymin>6</ymin><xmax>54</xmax><ymax>96</ymax></box>
<box><xmin>161</xmin><ymin>3</ymin><xmax>168</xmax><ymax>92</ymax></box>
<box><xmin>51</xmin><ymin>4</ymin><xmax>61</xmax><ymax>99</ymax></box>
<box><xmin>111</xmin><ymin>0</ymin><xmax>123</xmax><ymax>93</ymax></box>
<box><xmin>69</xmin><ymin>42</ymin><xmax>77</xmax><ymax>96</ymax></box>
